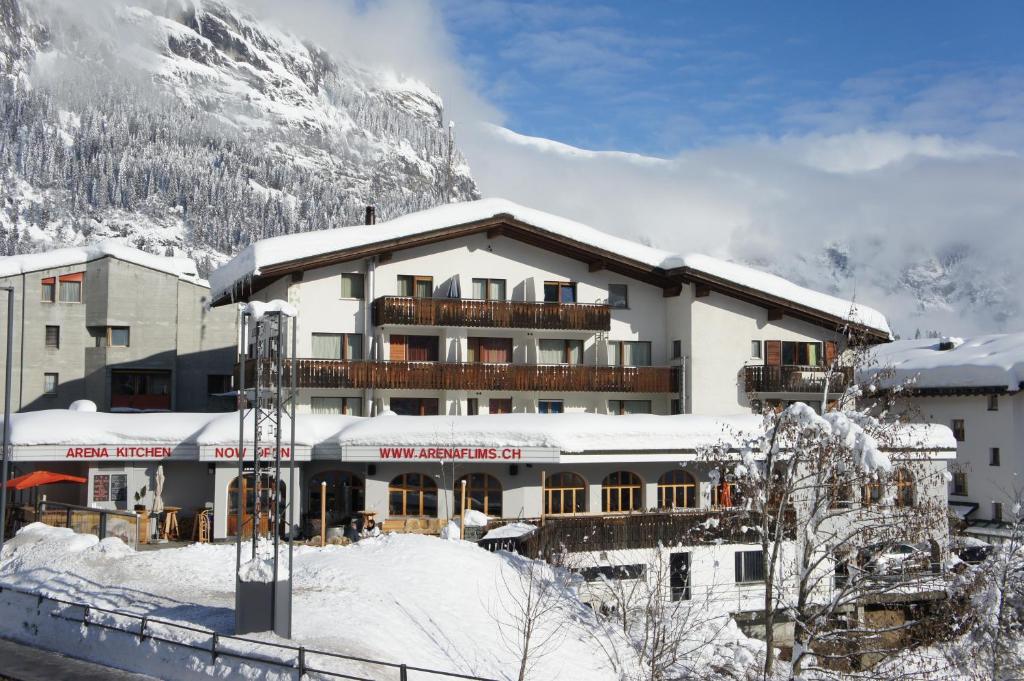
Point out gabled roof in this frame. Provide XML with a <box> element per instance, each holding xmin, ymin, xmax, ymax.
<box><xmin>0</xmin><ymin>241</ymin><xmax>205</xmax><ymax>285</ymax></box>
<box><xmin>209</xmin><ymin>198</ymin><xmax>890</xmax><ymax>339</ymax></box>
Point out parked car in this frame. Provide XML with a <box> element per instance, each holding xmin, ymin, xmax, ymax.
<box><xmin>861</xmin><ymin>542</ymin><xmax>931</xmax><ymax>575</ymax></box>
<box><xmin>949</xmin><ymin>536</ymin><xmax>993</xmax><ymax>565</ymax></box>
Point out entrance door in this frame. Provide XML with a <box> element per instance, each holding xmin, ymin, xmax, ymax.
<box><xmin>670</xmin><ymin>552</ymin><xmax>691</xmax><ymax>601</ymax></box>
<box><xmin>227</xmin><ymin>474</ymin><xmax>286</xmax><ymax>538</ymax></box>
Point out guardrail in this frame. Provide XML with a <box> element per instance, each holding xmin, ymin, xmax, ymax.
<box><xmin>0</xmin><ymin>584</ymin><xmax>498</xmax><ymax>681</ymax></box>
<box><xmin>35</xmin><ymin>501</ymin><xmax>140</xmax><ymax>550</ymax></box>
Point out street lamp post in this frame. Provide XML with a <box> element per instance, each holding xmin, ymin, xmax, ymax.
<box><xmin>0</xmin><ymin>286</ymin><xmax>16</xmax><ymax>549</ymax></box>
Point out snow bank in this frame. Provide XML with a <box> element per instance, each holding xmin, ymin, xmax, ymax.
<box><xmin>209</xmin><ymin>198</ymin><xmax>888</xmax><ymax>334</ymax></box>
<box><xmin>481</xmin><ymin>522</ymin><xmax>538</xmax><ymax>541</ymax></box>
<box><xmin>863</xmin><ymin>333</ymin><xmax>1024</xmax><ymax>391</ymax></box>
<box><xmin>462</xmin><ymin>509</ymin><xmax>489</xmax><ymax>527</ymax></box>
<box><xmin>243</xmin><ymin>299</ymin><xmax>297</xmax><ymax>320</ymax></box>
<box><xmin>0</xmin><ymin>241</ymin><xmax>203</xmax><ymax>283</ymax></box>
<box><xmin>2</xmin><ymin>410</ymin><xmax>220</xmax><ymax>446</ymax></box>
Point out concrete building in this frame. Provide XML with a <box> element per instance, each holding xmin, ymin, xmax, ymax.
<box><xmin>861</xmin><ymin>333</ymin><xmax>1024</xmax><ymax>542</ymax></box>
<box><xmin>210</xmin><ymin>198</ymin><xmax>891</xmax><ymax>417</ymax></box>
<box><xmin>0</xmin><ymin>243</ymin><xmax>237</xmax><ymax>413</ymax></box>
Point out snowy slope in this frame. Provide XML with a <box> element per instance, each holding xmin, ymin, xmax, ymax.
<box><xmin>0</xmin><ymin>0</ymin><xmax>478</xmax><ymax>275</ymax></box>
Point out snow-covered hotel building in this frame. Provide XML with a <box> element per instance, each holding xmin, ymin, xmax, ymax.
<box><xmin>861</xmin><ymin>334</ymin><xmax>1024</xmax><ymax>542</ymax></box>
<box><xmin>209</xmin><ymin>199</ymin><xmax>892</xmax><ymax>417</ymax></box>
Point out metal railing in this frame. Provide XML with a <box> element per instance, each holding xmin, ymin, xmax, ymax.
<box><xmin>34</xmin><ymin>501</ymin><xmax>140</xmax><ymax>550</ymax></box>
<box><xmin>0</xmin><ymin>584</ymin><xmax>497</xmax><ymax>681</ymax></box>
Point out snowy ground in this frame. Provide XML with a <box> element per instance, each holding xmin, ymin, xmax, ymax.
<box><xmin>0</xmin><ymin>524</ymin><xmax>623</xmax><ymax>680</ymax></box>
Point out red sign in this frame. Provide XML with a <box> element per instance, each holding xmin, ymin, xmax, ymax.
<box><xmin>209</xmin><ymin>447</ymin><xmax>292</xmax><ymax>460</ymax></box>
<box><xmin>65</xmin><ymin>446</ymin><xmax>172</xmax><ymax>459</ymax></box>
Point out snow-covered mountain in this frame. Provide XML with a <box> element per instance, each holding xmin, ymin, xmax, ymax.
<box><xmin>0</xmin><ymin>0</ymin><xmax>478</xmax><ymax>273</ymax></box>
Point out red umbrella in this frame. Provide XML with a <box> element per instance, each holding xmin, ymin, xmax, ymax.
<box><xmin>5</xmin><ymin>471</ymin><xmax>87</xmax><ymax>490</ymax></box>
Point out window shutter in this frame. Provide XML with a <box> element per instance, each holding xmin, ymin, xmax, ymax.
<box><xmin>765</xmin><ymin>340</ymin><xmax>782</xmax><ymax>366</ymax></box>
<box><xmin>390</xmin><ymin>335</ymin><xmax>406</xmax><ymax>362</ymax></box>
<box><xmin>824</xmin><ymin>340</ymin><xmax>838</xmax><ymax>365</ymax></box>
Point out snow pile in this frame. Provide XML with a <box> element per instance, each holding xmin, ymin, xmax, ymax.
<box><xmin>863</xmin><ymin>333</ymin><xmax>1024</xmax><ymax>391</ymax></box>
<box><xmin>242</xmin><ymin>299</ymin><xmax>297</xmax><ymax>320</ymax></box>
<box><xmin>209</xmin><ymin>198</ymin><xmax>890</xmax><ymax>335</ymax></box>
<box><xmin>1</xmin><ymin>410</ymin><xmax>221</xmax><ymax>446</ymax></box>
<box><xmin>237</xmin><ymin>556</ymin><xmax>288</xmax><ymax>582</ymax></box>
<box><xmin>481</xmin><ymin>522</ymin><xmax>538</xmax><ymax>541</ymax></box>
<box><xmin>68</xmin><ymin>399</ymin><xmax>97</xmax><ymax>412</ymax></box>
<box><xmin>462</xmin><ymin>509</ymin><xmax>489</xmax><ymax>527</ymax></box>
<box><xmin>0</xmin><ymin>241</ymin><xmax>203</xmax><ymax>283</ymax></box>
<box><xmin>0</xmin><ymin>525</ymin><xmax>624</xmax><ymax>680</ymax></box>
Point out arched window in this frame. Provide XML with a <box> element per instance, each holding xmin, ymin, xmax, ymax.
<box><xmin>309</xmin><ymin>470</ymin><xmax>364</xmax><ymax>526</ymax></box>
<box><xmin>389</xmin><ymin>473</ymin><xmax>438</xmax><ymax>517</ymax></box>
<box><xmin>863</xmin><ymin>476</ymin><xmax>884</xmax><ymax>506</ymax></box>
<box><xmin>545</xmin><ymin>472</ymin><xmax>586</xmax><ymax>516</ymax></box>
<box><xmin>228</xmin><ymin>474</ymin><xmax>286</xmax><ymax>538</ymax></box>
<box><xmin>658</xmin><ymin>470</ymin><xmax>696</xmax><ymax>510</ymax></box>
<box><xmin>455</xmin><ymin>473</ymin><xmax>503</xmax><ymax>517</ymax></box>
<box><xmin>602</xmin><ymin>471</ymin><xmax>642</xmax><ymax>513</ymax></box>
<box><xmin>711</xmin><ymin>469</ymin><xmax>740</xmax><ymax>508</ymax></box>
<box><xmin>894</xmin><ymin>467</ymin><xmax>915</xmax><ymax>508</ymax></box>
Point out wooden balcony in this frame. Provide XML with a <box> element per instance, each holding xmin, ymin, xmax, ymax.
<box><xmin>240</xmin><ymin>359</ymin><xmax>676</xmax><ymax>393</ymax></box>
<box><xmin>743</xmin><ymin>364</ymin><xmax>853</xmax><ymax>394</ymax></box>
<box><xmin>372</xmin><ymin>296</ymin><xmax>611</xmax><ymax>331</ymax></box>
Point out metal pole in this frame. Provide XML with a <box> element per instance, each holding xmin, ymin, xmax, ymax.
<box><xmin>236</xmin><ymin>313</ymin><xmax>248</xmax><ymax>572</ymax></box>
<box><xmin>287</xmin><ymin>316</ymin><xmax>297</xmax><ymax>598</ymax></box>
<box><xmin>252</xmin><ymin>325</ymin><xmax>261</xmax><ymax>562</ymax></box>
<box><xmin>271</xmin><ymin>313</ymin><xmax>283</xmax><ymax>626</ymax></box>
<box><xmin>0</xmin><ymin>287</ymin><xmax>15</xmax><ymax>549</ymax></box>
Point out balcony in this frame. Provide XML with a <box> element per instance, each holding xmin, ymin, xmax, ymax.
<box><xmin>743</xmin><ymin>365</ymin><xmax>853</xmax><ymax>394</ymax></box>
<box><xmin>372</xmin><ymin>296</ymin><xmax>611</xmax><ymax>331</ymax></box>
<box><xmin>240</xmin><ymin>359</ymin><xmax>675</xmax><ymax>393</ymax></box>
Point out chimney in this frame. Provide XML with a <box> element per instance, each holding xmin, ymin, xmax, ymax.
<box><xmin>365</xmin><ymin>206</ymin><xmax>376</xmax><ymax>225</ymax></box>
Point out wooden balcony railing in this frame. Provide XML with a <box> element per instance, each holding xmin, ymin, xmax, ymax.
<box><xmin>372</xmin><ymin>296</ymin><xmax>611</xmax><ymax>331</ymax></box>
<box><xmin>240</xmin><ymin>359</ymin><xmax>676</xmax><ymax>393</ymax></box>
<box><xmin>743</xmin><ymin>364</ymin><xmax>853</xmax><ymax>394</ymax></box>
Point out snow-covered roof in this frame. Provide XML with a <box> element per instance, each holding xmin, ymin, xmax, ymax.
<box><xmin>3</xmin><ymin>410</ymin><xmax>954</xmax><ymax>454</ymax></box>
<box><xmin>0</xmin><ymin>241</ymin><xmax>205</xmax><ymax>285</ymax></box>
<box><xmin>209</xmin><ymin>198</ymin><xmax>889</xmax><ymax>336</ymax></box>
<box><xmin>862</xmin><ymin>333</ymin><xmax>1024</xmax><ymax>392</ymax></box>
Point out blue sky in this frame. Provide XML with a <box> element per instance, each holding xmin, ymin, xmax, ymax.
<box><xmin>440</xmin><ymin>1</ymin><xmax>1024</xmax><ymax>155</ymax></box>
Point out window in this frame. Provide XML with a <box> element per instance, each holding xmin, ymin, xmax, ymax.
<box><xmin>489</xmin><ymin>398</ymin><xmax>513</xmax><ymax>414</ymax></box>
<box><xmin>309</xmin><ymin>471</ymin><xmax>364</xmax><ymax>526</ymax></box>
<box><xmin>735</xmin><ymin>550</ymin><xmax>765</xmax><ymax>584</ymax></box>
<box><xmin>610</xmin><ymin>341</ymin><xmax>652</xmax><ymax>367</ymax></box>
<box><xmin>312</xmin><ymin>333</ymin><xmax>363</xmax><ymax>360</ymax></box>
<box><xmin>751</xmin><ymin>340</ymin><xmax>762</xmax><ymax>359</ymax></box>
<box><xmin>45</xmin><ymin>325</ymin><xmax>59</xmax><ymax>349</ymax></box>
<box><xmin>863</xmin><ymin>476</ymin><xmax>884</xmax><ymax>506</ymax></box>
<box><xmin>952</xmin><ymin>419</ymin><xmax>965</xmax><ymax>442</ymax></box>
<box><xmin>894</xmin><ymin>467</ymin><xmax>915</xmax><ymax>507</ymax></box>
<box><xmin>466</xmin><ymin>398</ymin><xmax>479</xmax><ymax>416</ymax></box>
<box><xmin>397</xmin><ymin>275</ymin><xmax>433</xmax><ymax>298</ymax></box>
<box><xmin>108</xmin><ymin>327</ymin><xmax>130</xmax><ymax>347</ymax></box>
<box><xmin>207</xmin><ymin>375</ymin><xmax>232</xmax><ymax>394</ymax></box>
<box><xmin>712</xmin><ymin>474</ymin><xmax>738</xmax><ymax>508</ymax></box>
<box><xmin>538</xmin><ymin>339</ymin><xmax>583</xmax><ymax>364</ymax></box>
<box><xmin>780</xmin><ymin>341</ymin><xmax>823</xmax><ymax>366</ymax></box>
<box><xmin>543</xmin><ymin>281</ymin><xmax>576</xmax><ymax>303</ymax></box>
<box><xmin>671</xmin><ymin>340</ymin><xmax>681</xmax><ymax>359</ymax></box>
<box><xmin>538</xmin><ymin>400</ymin><xmax>564</xmax><ymax>414</ymax></box>
<box><xmin>578</xmin><ymin>564</ymin><xmax>646</xmax><ymax>582</ymax></box>
<box><xmin>608</xmin><ymin>400</ymin><xmax>652</xmax><ymax>415</ymax></box>
<box><xmin>658</xmin><ymin>470</ymin><xmax>696</xmax><ymax>509</ymax></box>
<box><xmin>311</xmin><ymin>397</ymin><xmax>362</xmax><ymax>416</ymax></box>
<box><xmin>111</xmin><ymin>370</ymin><xmax>171</xmax><ymax>410</ymax></box>
<box><xmin>471</xmin><ymin>278</ymin><xmax>506</xmax><ymax>301</ymax></box>
<box><xmin>455</xmin><ymin>473</ymin><xmax>503</xmax><ymax>517</ymax></box>
<box><xmin>827</xmin><ymin>471</ymin><xmax>854</xmax><ymax>509</ymax></box>
<box><xmin>390</xmin><ymin>335</ymin><xmax>439</xmax><ymax>362</ymax></box>
<box><xmin>608</xmin><ymin>284</ymin><xmax>628</xmax><ymax>309</ymax></box>
<box><xmin>951</xmin><ymin>471</ymin><xmax>968</xmax><ymax>496</ymax></box>
<box><xmin>58</xmin><ymin>272</ymin><xmax>83</xmax><ymax>303</ymax></box>
<box><xmin>602</xmin><ymin>471</ymin><xmax>642</xmax><ymax>513</ymax></box>
<box><xmin>670</xmin><ymin>553</ymin><xmax>691</xmax><ymax>601</ymax></box>
<box><xmin>991</xmin><ymin>447</ymin><xmax>1001</xmax><ymax>466</ymax></box>
<box><xmin>468</xmin><ymin>337</ymin><xmax>513</xmax><ymax>363</ymax></box>
<box><xmin>388</xmin><ymin>473</ymin><xmax>438</xmax><ymax>517</ymax></box>
<box><xmin>43</xmin><ymin>372</ymin><xmax>58</xmax><ymax>395</ymax></box>
<box><xmin>670</xmin><ymin>399</ymin><xmax>681</xmax><ymax>415</ymax></box>
<box><xmin>988</xmin><ymin>394</ymin><xmax>999</xmax><ymax>411</ymax></box>
<box><xmin>41</xmin><ymin>277</ymin><xmax>55</xmax><ymax>302</ymax></box>
<box><xmin>544</xmin><ymin>472</ymin><xmax>586</xmax><ymax>515</ymax></box>
<box><xmin>340</xmin><ymin>273</ymin><xmax>365</xmax><ymax>299</ymax></box>
<box><xmin>389</xmin><ymin>398</ymin><xmax>439</xmax><ymax>416</ymax></box>
<box><xmin>993</xmin><ymin>502</ymin><xmax>1004</xmax><ymax>522</ymax></box>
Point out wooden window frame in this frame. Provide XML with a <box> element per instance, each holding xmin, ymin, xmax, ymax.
<box><xmin>611</xmin><ymin>340</ymin><xmax>652</xmax><ymax>367</ymax></box>
<box><xmin>863</xmin><ymin>477</ymin><xmax>884</xmax><ymax>507</ymax></box>
<box><xmin>312</xmin><ymin>332</ymin><xmax>363</xmax><ymax>360</ymax></box>
<box><xmin>397</xmin><ymin>275</ymin><xmax>434</xmax><ymax>299</ymax></box>
<box><xmin>544</xmin><ymin>472</ymin><xmax>586</xmax><ymax>516</ymax></box>
<box><xmin>389</xmin><ymin>397</ymin><xmax>439</xmax><ymax>416</ymax></box>
<box><xmin>711</xmin><ymin>479</ymin><xmax>738</xmax><ymax>508</ymax></box>
<box><xmin>388</xmin><ymin>473</ymin><xmax>438</xmax><ymax>517</ymax></box>
<box><xmin>538</xmin><ymin>399</ymin><xmax>564</xmax><ymax>414</ymax></box>
<box><xmin>488</xmin><ymin>398</ymin><xmax>513</xmax><ymax>415</ymax></box>
<box><xmin>455</xmin><ymin>473</ymin><xmax>503</xmax><ymax>517</ymax></box>
<box><xmin>468</xmin><ymin>337</ymin><xmax>513</xmax><ymax>364</ymax></box>
<box><xmin>658</xmin><ymin>470</ymin><xmax>696</xmax><ymax>510</ymax></box>
<box><xmin>310</xmin><ymin>396</ymin><xmax>362</xmax><ymax>415</ymax></box>
<box><xmin>608</xmin><ymin>399</ymin><xmax>652</xmax><ymax>415</ymax></box>
<box><xmin>538</xmin><ymin>338</ymin><xmax>583</xmax><ymax>365</ymax></box>
<box><xmin>471</xmin><ymin>278</ymin><xmax>507</xmax><ymax>301</ymax></box>
<box><xmin>602</xmin><ymin>471</ymin><xmax>642</xmax><ymax>513</ymax></box>
<box><xmin>107</xmin><ymin>326</ymin><xmax>130</xmax><ymax>347</ymax></box>
<box><xmin>543</xmin><ymin>281</ymin><xmax>577</xmax><ymax>304</ymax></box>
<box><xmin>735</xmin><ymin>550</ymin><xmax>765</xmax><ymax>584</ymax></box>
